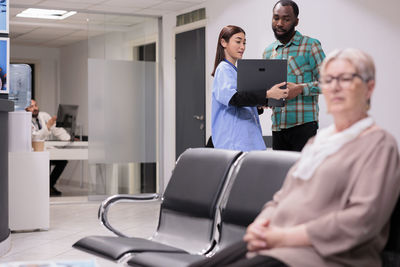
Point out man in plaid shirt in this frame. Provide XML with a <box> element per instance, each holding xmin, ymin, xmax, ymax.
<box><xmin>263</xmin><ymin>0</ymin><xmax>325</xmax><ymax>151</ymax></box>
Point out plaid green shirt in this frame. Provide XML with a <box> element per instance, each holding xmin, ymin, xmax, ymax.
<box><xmin>263</xmin><ymin>31</ymin><xmax>325</xmax><ymax>131</ymax></box>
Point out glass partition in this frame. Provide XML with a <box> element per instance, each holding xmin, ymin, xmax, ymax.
<box><xmin>87</xmin><ymin>15</ymin><xmax>159</xmax><ymax>198</ymax></box>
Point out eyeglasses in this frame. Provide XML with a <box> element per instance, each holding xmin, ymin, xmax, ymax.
<box><xmin>319</xmin><ymin>73</ymin><xmax>365</xmax><ymax>88</ymax></box>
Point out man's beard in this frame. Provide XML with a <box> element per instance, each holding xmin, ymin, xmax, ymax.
<box><xmin>32</xmin><ymin>110</ymin><xmax>39</xmax><ymax>118</ymax></box>
<box><xmin>273</xmin><ymin>24</ymin><xmax>296</xmax><ymax>42</ymax></box>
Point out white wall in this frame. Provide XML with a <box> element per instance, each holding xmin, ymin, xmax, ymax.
<box><xmin>10</xmin><ymin>45</ymin><xmax>60</xmax><ymax>116</ymax></box>
<box><xmin>205</xmin><ymin>0</ymin><xmax>400</xmax><ymax>139</ymax></box>
<box><xmin>161</xmin><ymin>0</ymin><xmax>400</xmax><ymax>187</ymax></box>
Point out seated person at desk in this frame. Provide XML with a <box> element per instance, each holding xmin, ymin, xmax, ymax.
<box><xmin>190</xmin><ymin>49</ymin><xmax>400</xmax><ymax>267</ymax></box>
<box><xmin>26</xmin><ymin>99</ymin><xmax>70</xmax><ymax>196</ymax></box>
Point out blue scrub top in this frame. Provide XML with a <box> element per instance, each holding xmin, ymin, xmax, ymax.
<box><xmin>211</xmin><ymin>60</ymin><xmax>266</xmax><ymax>151</ymax></box>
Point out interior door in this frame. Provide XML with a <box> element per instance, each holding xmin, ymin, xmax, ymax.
<box><xmin>175</xmin><ymin>27</ymin><xmax>206</xmax><ymax>159</ymax></box>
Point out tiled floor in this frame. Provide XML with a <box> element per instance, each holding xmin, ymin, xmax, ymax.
<box><xmin>0</xmin><ymin>197</ymin><xmax>160</xmax><ymax>266</ymax></box>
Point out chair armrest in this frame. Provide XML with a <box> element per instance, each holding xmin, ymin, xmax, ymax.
<box><xmin>98</xmin><ymin>193</ymin><xmax>160</xmax><ymax>237</ymax></box>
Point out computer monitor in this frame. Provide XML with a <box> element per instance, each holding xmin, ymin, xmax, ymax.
<box><xmin>56</xmin><ymin>104</ymin><xmax>78</xmax><ymax>140</ymax></box>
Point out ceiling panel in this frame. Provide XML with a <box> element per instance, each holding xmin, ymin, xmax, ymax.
<box><xmin>153</xmin><ymin>1</ymin><xmax>198</xmax><ymax>11</ymax></box>
<box><xmin>48</xmin><ymin>0</ymin><xmax>107</xmax><ymax>4</ymax></box>
<box><xmin>178</xmin><ymin>0</ymin><xmax>206</xmax><ymax>2</ymax></box>
<box><xmin>36</xmin><ymin>0</ymin><xmax>93</xmax><ymax>10</ymax></box>
<box><xmin>8</xmin><ymin>24</ymin><xmax>37</xmax><ymax>34</ymax></box>
<box><xmin>56</xmin><ymin>18</ymin><xmax>89</xmax><ymax>26</ymax></box>
<box><xmin>10</xmin><ymin>7</ymin><xmax>25</xmax><ymax>17</ymax></box>
<box><xmin>136</xmin><ymin>8</ymin><xmax>165</xmax><ymax>16</ymax></box>
<box><xmin>10</xmin><ymin>0</ymin><xmax>205</xmax><ymax>47</ymax></box>
<box><xmin>52</xmin><ymin>35</ymin><xmax>86</xmax><ymax>42</ymax></box>
<box><xmin>68</xmin><ymin>29</ymin><xmax>102</xmax><ymax>37</ymax></box>
<box><xmin>11</xmin><ymin>0</ymin><xmax>43</xmax><ymax>5</ymax></box>
<box><xmin>56</xmin><ymin>13</ymin><xmax>119</xmax><ymax>25</ymax></box>
<box><xmin>107</xmin><ymin>15</ymin><xmax>146</xmax><ymax>25</ymax></box>
<box><xmin>102</xmin><ymin>0</ymin><xmax>164</xmax><ymax>9</ymax></box>
<box><xmin>38</xmin><ymin>34</ymin><xmax>91</xmax><ymax>47</ymax></box>
<box><xmin>14</xmin><ymin>34</ymin><xmax>55</xmax><ymax>42</ymax></box>
<box><xmin>44</xmin><ymin>39</ymin><xmax>83</xmax><ymax>48</ymax></box>
<box><xmin>16</xmin><ymin>28</ymin><xmax>77</xmax><ymax>41</ymax></box>
<box><xmin>47</xmin><ymin>34</ymin><xmax>87</xmax><ymax>44</ymax></box>
<box><xmin>9</xmin><ymin>32</ymin><xmax>24</xmax><ymax>39</ymax></box>
<box><xmin>11</xmin><ymin>39</ymin><xmax>45</xmax><ymax>46</ymax></box>
<box><xmin>11</xmin><ymin>15</ymin><xmax>65</xmax><ymax>24</ymax></box>
<box><xmin>85</xmin><ymin>5</ymin><xmax>142</xmax><ymax>15</ymax></box>
<box><xmin>29</xmin><ymin>27</ymin><xmax>78</xmax><ymax>35</ymax></box>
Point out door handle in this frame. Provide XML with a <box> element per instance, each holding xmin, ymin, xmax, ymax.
<box><xmin>193</xmin><ymin>115</ymin><xmax>204</xmax><ymax>121</ymax></box>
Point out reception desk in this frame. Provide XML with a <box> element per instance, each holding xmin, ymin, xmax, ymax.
<box><xmin>7</xmin><ymin>142</ymin><xmax>88</xmax><ymax>231</ymax></box>
<box><xmin>9</xmin><ymin>151</ymin><xmax>50</xmax><ymax>231</ymax></box>
<box><xmin>45</xmin><ymin>141</ymin><xmax>88</xmax><ymax>160</ymax></box>
<box><xmin>45</xmin><ymin>141</ymin><xmax>88</xmax><ymax>187</ymax></box>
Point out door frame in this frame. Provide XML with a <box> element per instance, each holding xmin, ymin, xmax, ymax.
<box><xmin>128</xmin><ymin>34</ymin><xmax>160</xmax><ymax>193</ymax></box>
<box><xmin>172</xmin><ymin>19</ymin><xmax>207</xmax><ymax>159</ymax></box>
<box><xmin>128</xmin><ymin>34</ymin><xmax>158</xmax><ymax>61</ymax></box>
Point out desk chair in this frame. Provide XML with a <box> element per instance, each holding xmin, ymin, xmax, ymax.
<box><xmin>73</xmin><ymin>148</ymin><xmax>242</xmax><ymax>262</ymax></box>
<box><xmin>127</xmin><ymin>150</ymin><xmax>300</xmax><ymax>267</ymax></box>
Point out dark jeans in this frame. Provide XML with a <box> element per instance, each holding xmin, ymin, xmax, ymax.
<box><xmin>272</xmin><ymin>121</ymin><xmax>318</xmax><ymax>152</ymax></box>
<box><xmin>189</xmin><ymin>241</ymin><xmax>288</xmax><ymax>267</ymax></box>
<box><xmin>50</xmin><ymin>160</ymin><xmax>68</xmax><ymax>188</ymax></box>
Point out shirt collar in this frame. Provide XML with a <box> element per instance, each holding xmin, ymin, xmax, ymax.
<box><xmin>274</xmin><ymin>31</ymin><xmax>302</xmax><ymax>49</ymax></box>
<box><xmin>223</xmin><ymin>58</ymin><xmax>237</xmax><ymax>71</ymax></box>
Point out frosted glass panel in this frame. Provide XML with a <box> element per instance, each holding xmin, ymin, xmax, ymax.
<box><xmin>88</xmin><ymin>59</ymin><xmax>156</xmax><ymax>164</ymax></box>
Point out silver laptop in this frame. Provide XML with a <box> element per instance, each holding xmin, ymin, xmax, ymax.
<box><xmin>237</xmin><ymin>59</ymin><xmax>287</xmax><ymax>107</ymax></box>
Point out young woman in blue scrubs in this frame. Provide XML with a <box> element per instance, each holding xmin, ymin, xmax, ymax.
<box><xmin>211</xmin><ymin>25</ymin><xmax>288</xmax><ymax>151</ymax></box>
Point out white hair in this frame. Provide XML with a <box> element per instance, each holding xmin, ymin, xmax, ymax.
<box><xmin>320</xmin><ymin>48</ymin><xmax>375</xmax><ymax>82</ymax></box>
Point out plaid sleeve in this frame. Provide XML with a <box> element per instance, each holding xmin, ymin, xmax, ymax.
<box><xmin>262</xmin><ymin>45</ymin><xmax>274</xmax><ymax>59</ymax></box>
<box><xmin>302</xmin><ymin>40</ymin><xmax>326</xmax><ymax>96</ymax></box>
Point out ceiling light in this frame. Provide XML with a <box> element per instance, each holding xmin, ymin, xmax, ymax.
<box><xmin>16</xmin><ymin>8</ymin><xmax>77</xmax><ymax>20</ymax></box>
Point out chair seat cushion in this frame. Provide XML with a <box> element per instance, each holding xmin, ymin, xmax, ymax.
<box><xmin>73</xmin><ymin>236</ymin><xmax>187</xmax><ymax>261</ymax></box>
<box><xmin>127</xmin><ymin>252</ymin><xmax>205</xmax><ymax>267</ymax></box>
<box><xmin>382</xmin><ymin>251</ymin><xmax>400</xmax><ymax>267</ymax></box>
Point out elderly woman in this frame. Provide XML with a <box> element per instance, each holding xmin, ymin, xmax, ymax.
<box><xmin>190</xmin><ymin>49</ymin><xmax>400</xmax><ymax>267</ymax></box>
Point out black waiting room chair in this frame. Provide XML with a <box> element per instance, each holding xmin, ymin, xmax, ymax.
<box><xmin>127</xmin><ymin>150</ymin><xmax>300</xmax><ymax>267</ymax></box>
<box><xmin>73</xmin><ymin>148</ymin><xmax>242</xmax><ymax>262</ymax></box>
<box><xmin>127</xmin><ymin>149</ymin><xmax>400</xmax><ymax>267</ymax></box>
<box><xmin>382</xmin><ymin>197</ymin><xmax>400</xmax><ymax>267</ymax></box>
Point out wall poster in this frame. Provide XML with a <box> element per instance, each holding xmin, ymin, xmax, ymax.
<box><xmin>0</xmin><ymin>0</ymin><xmax>8</xmax><ymax>34</ymax></box>
<box><xmin>0</xmin><ymin>38</ymin><xmax>9</xmax><ymax>94</ymax></box>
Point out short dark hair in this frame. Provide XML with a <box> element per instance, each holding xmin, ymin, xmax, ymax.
<box><xmin>273</xmin><ymin>0</ymin><xmax>299</xmax><ymax>18</ymax></box>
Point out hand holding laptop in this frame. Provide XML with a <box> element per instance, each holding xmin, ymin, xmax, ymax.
<box><xmin>237</xmin><ymin>59</ymin><xmax>288</xmax><ymax>107</ymax></box>
<box><xmin>266</xmin><ymin>81</ymin><xmax>289</xmax><ymax>100</ymax></box>
<box><xmin>286</xmin><ymin>82</ymin><xmax>303</xmax><ymax>100</ymax></box>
